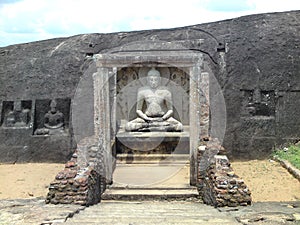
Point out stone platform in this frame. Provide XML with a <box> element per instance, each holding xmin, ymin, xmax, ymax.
<box><xmin>116</xmin><ymin>128</ymin><xmax>189</xmax><ymax>154</ymax></box>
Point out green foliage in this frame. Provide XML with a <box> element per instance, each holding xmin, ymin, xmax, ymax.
<box><xmin>273</xmin><ymin>143</ymin><xmax>300</xmax><ymax>170</ymax></box>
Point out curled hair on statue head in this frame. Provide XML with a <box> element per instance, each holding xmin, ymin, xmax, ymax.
<box><xmin>147</xmin><ymin>67</ymin><xmax>161</xmax><ymax>77</ymax></box>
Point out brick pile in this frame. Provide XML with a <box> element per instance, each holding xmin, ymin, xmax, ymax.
<box><xmin>197</xmin><ymin>138</ymin><xmax>226</xmax><ymax>191</ymax></box>
<box><xmin>202</xmin><ymin>155</ymin><xmax>251</xmax><ymax>207</ymax></box>
<box><xmin>46</xmin><ymin>152</ymin><xmax>104</xmax><ymax>205</ymax></box>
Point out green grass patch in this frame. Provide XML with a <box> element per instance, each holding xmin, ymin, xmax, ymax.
<box><xmin>273</xmin><ymin>143</ymin><xmax>300</xmax><ymax>170</ymax></box>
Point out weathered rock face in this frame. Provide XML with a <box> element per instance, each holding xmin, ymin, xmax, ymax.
<box><xmin>0</xmin><ymin>10</ymin><xmax>299</xmax><ymax>162</ymax></box>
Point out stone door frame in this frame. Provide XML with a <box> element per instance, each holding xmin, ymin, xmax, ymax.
<box><xmin>93</xmin><ymin>51</ymin><xmax>207</xmax><ymax>185</ymax></box>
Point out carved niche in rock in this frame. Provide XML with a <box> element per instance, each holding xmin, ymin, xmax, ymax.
<box><xmin>1</xmin><ymin>100</ymin><xmax>32</xmax><ymax>128</ymax></box>
<box><xmin>34</xmin><ymin>99</ymin><xmax>70</xmax><ymax>135</ymax></box>
<box><xmin>241</xmin><ymin>89</ymin><xmax>275</xmax><ymax>117</ymax></box>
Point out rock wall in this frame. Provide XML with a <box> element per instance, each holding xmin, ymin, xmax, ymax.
<box><xmin>0</xmin><ymin>10</ymin><xmax>299</xmax><ymax>161</ymax></box>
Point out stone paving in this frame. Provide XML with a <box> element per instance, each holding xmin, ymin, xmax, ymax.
<box><xmin>1</xmin><ymin>198</ymin><xmax>300</xmax><ymax>225</ymax></box>
<box><xmin>0</xmin><ymin>198</ymin><xmax>83</xmax><ymax>225</ymax></box>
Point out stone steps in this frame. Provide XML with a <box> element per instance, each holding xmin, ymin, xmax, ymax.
<box><xmin>101</xmin><ymin>187</ymin><xmax>199</xmax><ymax>201</ymax></box>
<box><xmin>100</xmin><ymin>154</ymin><xmax>197</xmax><ymax>203</ymax></box>
<box><xmin>61</xmin><ymin>201</ymin><xmax>241</xmax><ymax>225</ymax></box>
<box><xmin>103</xmin><ymin>163</ymin><xmax>197</xmax><ymax>201</ymax></box>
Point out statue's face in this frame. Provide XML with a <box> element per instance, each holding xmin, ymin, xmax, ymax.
<box><xmin>50</xmin><ymin>107</ymin><xmax>57</xmax><ymax>113</ymax></box>
<box><xmin>147</xmin><ymin>76</ymin><xmax>160</xmax><ymax>89</ymax></box>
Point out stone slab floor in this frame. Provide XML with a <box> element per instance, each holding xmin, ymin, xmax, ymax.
<box><xmin>1</xmin><ymin>198</ymin><xmax>300</xmax><ymax>225</ymax></box>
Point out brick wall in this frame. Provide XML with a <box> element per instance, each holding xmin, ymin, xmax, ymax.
<box><xmin>46</xmin><ymin>137</ymin><xmax>107</xmax><ymax>205</ymax></box>
<box><xmin>202</xmin><ymin>155</ymin><xmax>251</xmax><ymax>207</ymax></box>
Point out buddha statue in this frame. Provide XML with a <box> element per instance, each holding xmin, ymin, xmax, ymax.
<box><xmin>44</xmin><ymin>100</ymin><xmax>64</xmax><ymax>130</ymax></box>
<box><xmin>35</xmin><ymin>99</ymin><xmax>64</xmax><ymax>135</ymax></box>
<box><xmin>125</xmin><ymin>67</ymin><xmax>183</xmax><ymax>132</ymax></box>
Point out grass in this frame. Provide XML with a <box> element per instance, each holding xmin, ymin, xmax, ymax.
<box><xmin>273</xmin><ymin>143</ymin><xmax>300</xmax><ymax>170</ymax></box>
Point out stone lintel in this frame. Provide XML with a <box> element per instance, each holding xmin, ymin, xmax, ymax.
<box><xmin>94</xmin><ymin>53</ymin><xmax>202</xmax><ymax>68</ymax></box>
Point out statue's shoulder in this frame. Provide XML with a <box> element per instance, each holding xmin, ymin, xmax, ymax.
<box><xmin>158</xmin><ymin>86</ymin><xmax>171</xmax><ymax>93</ymax></box>
<box><xmin>158</xmin><ymin>86</ymin><xmax>169</xmax><ymax>90</ymax></box>
<box><xmin>57</xmin><ymin>111</ymin><xmax>64</xmax><ymax>117</ymax></box>
<box><xmin>44</xmin><ymin>111</ymin><xmax>51</xmax><ymax>118</ymax></box>
<box><xmin>137</xmin><ymin>87</ymin><xmax>149</xmax><ymax>96</ymax></box>
<box><xmin>138</xmin><ymin>86</ymin><xmax>150</xmax><ymax>92</ymax></box>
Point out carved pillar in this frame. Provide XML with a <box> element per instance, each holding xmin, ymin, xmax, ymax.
<box><xmin>200</xmin><ymin>72</ymin><xmax>210</xmax><ymax>139</ymax></box>
<box><xmin>189</xmin><ymin>58</ymin><xmax>202</xmax><ymax>185</ymax></box>
<box><xmin>93</xmin><ymin>67</ymin><xmax>113</xmax><ymax>183</ymax></box>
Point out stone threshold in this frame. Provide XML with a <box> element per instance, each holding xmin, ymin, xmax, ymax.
<box><xmin>106</xmin><ymin>182</ymin><xmax>193</xmax><ymax>190</ymax></box>
<box><xmin>117</xmin><ymin>153</ymin><xmax>189</xmax><ymax>165</ymax></box>
<box><xmin>101</xmin><ymin>187</ymin><xmax>199</xmax><ymax>201</ymax></box>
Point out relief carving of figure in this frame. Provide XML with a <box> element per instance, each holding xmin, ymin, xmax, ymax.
<box><xmin>4</xmin><ymin>101</ymin><xmax>30</xmax><ymax>127</ymax></box>
<box><xmin>125</xmin><ymin>67</ymin><xmax>183</xmax><ymax>132</ymax></box>
<box><xmin>44</xmin><ymin>100</ymin><xmax>64</xmax><ymax>130</ymax></box>
<box><xmin>170</xmin><ymin>68</ymin><xmax>189</xmax><ymax>123</ymax></box>
<box><xmin>34</xmin><ymin>99</ymin><xmax>64</xmax><ymax>135</ymax></box>
<box><xmin>117</xmin><ymin>68</ymin><xmax>138</xmax><ymax>119</ymax></box>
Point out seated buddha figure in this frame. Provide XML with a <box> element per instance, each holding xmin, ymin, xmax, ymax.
<box><xmin>125</xmin><ymin>67</ymin><xmax>183</xmax><ymax>132</ymax></box>
<box><xmin>44</xmin><ymin>100</ymin><xmax>64</xmax><ymax>130</ymax></box>
<box><xmin>34</xmin><ymin>100</ymin><xmax>64</xmax><ymax>135</ymax></box>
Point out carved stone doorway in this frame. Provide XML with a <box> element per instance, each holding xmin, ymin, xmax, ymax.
<box><xmin>93</xmin><ymin>43</ymin><xmax>208</xmax><ymax>187</ymax></box>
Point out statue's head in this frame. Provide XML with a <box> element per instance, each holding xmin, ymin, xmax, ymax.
<box><xmin>14</xmin><ymin>101</ymin><xmax>22</xmax><ymax>112</ymax></box>
<box><xmin>147</xmin><ymin>67</ymin><xmax>161</xmax><ymax>89</ymax></box>
<box><xmin>50</xmin><ymin>100</ymin><xmax>57</xmax><ymax>113</ymax></box>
